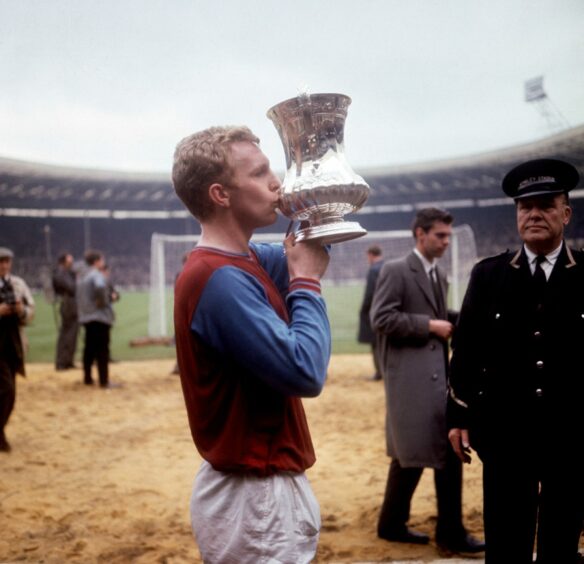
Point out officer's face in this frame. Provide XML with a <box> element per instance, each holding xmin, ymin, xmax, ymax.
<box><xmin>516</xmin><ymin>193</ymin><xmax>571</xmax><ymax>254</ymax></box>
<box><xmin>416</xmin><ymin>221</ymin><xmax>452</xmax><ymax>261</ymax></box>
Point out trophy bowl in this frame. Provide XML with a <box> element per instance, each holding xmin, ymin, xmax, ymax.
<box><xmin>267</xmin><ymin>92</ymin><xmax>370</xmax><ymax>244</ymax></box>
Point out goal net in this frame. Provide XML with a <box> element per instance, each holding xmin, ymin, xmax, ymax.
<box><xmin>148</xmin><ymin>225</ymin><xmax>477</xmax><ymax>341</ymax></box>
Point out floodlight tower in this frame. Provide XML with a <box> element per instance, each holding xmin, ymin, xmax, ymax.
<box><xmin>525</xmin><ymin>76</ymin><xmax>570</xmax><ymax>134</ymax></box>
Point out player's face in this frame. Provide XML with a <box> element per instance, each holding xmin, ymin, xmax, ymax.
<box><xmin>516</xmin><ymin>194</ymin><xmax>571</xmax><ymax>254</ymax></box>
<box><xmin>225</xmin><ymin>141</ymin><xmax>282</xmax><ymax>230</ymax></box>
<box><xmin>417</xmin><ymin>221</ymin><xmax>452</xmax><ymax>261</ymax></box>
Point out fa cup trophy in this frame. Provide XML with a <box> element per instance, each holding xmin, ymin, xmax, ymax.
<box><xmin>267</xmin><ymin>92</ymin><xmax>370</xmax><ymax>244</ymax></box>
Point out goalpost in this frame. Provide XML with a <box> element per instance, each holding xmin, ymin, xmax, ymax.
<box><xmin>148</xmin><ymin>225</ymin><xmax>477</xmax><ymax>338</ymax></box>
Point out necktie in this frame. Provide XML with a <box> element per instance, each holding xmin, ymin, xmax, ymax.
<box><xmin>533</xmin><ymin>255</ymin><xmax>547</xmax><ymax>293</ymax></box>
<box><xmin>430</xmin><ymin>267</ymin><xmax>445</xmax><ymax>319</ymax></box>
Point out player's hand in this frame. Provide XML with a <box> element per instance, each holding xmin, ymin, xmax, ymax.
<box><xmin>448</xmin><ymin>428</ymin><xmax>472</xmax><ymax>464</ymax></box>
<box><xmin>285</xmin><ymin>234</ymin><xmax>330</xmax><ymax>281</ymax></box>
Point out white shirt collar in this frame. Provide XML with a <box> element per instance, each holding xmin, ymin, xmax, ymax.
<box><xmin>524</xmin><ymin>241</ymin><xmax>563</xmax><ymax>278</ymax></box>
<box><xmin>413</xmin><ymin>248</ymin><xmax>435</xmax><ymax>276</ymax></box>
<box><xmin>524</xmin><ymin>242</ymin><xmax>563</xmax><ymax>266</ymax></box>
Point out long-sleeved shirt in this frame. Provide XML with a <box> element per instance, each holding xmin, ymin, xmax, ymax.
<box><xmin>174</xmin><ymin>242</ymin><xmax>331</xmax><ymax>476</ymax></box>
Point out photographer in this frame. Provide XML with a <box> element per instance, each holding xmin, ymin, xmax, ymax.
<box><xmin>0</xmin><ymin>247</ymin><xmax>35</xmax><ymax>453</ymax></box>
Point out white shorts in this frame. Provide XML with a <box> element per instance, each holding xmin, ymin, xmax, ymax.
<box><xmin>190</xmin><ymin>460</ymin><xmax>321</xmax><ymax>564</ymax></box>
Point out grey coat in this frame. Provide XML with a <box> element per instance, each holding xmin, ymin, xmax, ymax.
<box><xmin>370</xmin><ymin>251</ymin><xmax>456</xmax><ymax>469</ymax></box>
<box><xmin>77</xmin><ymin>268</ymin><xmax>114</xmax><ymax>326</ymax></box>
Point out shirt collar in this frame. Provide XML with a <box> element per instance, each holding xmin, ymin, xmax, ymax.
<box><xmin>413</xmin><ymin>248</ymin><xmax>435</xmax><ymax>275</ymax></box>
<box><xmin>523</xmin><ymin>241</ymin><xmax>563</xmax><ymax>266</ymax></box>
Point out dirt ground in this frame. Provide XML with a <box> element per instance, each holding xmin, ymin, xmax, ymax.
<box><xmin>1</xmin><ymin>355</ymin><xmax>488</xmax><ymax>563</ymax></box>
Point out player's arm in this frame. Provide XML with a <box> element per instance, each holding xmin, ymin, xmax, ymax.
<box><xmin>192</xmin><ymin>266</ymin><xmax>330</xmax><ymax>397</ymax></box>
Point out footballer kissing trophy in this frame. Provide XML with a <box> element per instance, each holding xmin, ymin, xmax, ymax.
<box><xmin>267</xmin><ymin>92</ymin><xmax>370</xmax><ymax>244</ymax></box>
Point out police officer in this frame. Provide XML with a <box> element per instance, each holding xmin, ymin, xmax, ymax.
<box><xmin>447</xmin><ymin>159</ymin><xmax>584</xmax><ymax>563</ymax></box>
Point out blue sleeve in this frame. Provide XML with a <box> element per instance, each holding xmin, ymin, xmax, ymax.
<box><xmin>191</xmin><ymin>266</ymin><xmax>331</xmax><ymax>397</ymax></box>
<box><xmin>250</xmin><ymin>242</ymin><xmax>289</xmax><ymax>295</ymax></box>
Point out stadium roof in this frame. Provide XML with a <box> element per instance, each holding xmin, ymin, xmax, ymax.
<box><xmin>360</xmin><ymin>123</ymin><xmax>584</xmax><ymax>211</ymax></box>
<box><xmin>1</xmin><ymin>124</ymin><xmax>583</xmax><ymax>218</ymax></box>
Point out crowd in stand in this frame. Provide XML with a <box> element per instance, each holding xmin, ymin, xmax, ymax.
<box><xmin>4</xmin><ymin>204</ymin><xmax>584</xmax><ymax>292</ymax></box>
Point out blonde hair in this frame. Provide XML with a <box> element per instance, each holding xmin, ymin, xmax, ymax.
<box><xmin>172</xmin><ymin>126</ymin><xmax>259</xmax><ymax>221</ymax></box>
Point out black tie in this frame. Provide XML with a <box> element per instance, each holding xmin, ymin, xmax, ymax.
<box><xmin>430</xmin><ymin>267</ymin><xmax>445</xmax><ymax>319</ymax></box>
<box><xmin>533</xmin><ymin>254</ymin><xmax>547</xmax><ymax>293</ymax></box>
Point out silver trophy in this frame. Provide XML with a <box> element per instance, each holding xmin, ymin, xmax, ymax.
<box><xmin>267</xmin><ymin>92</ymin><xmax>370</xmax><ymax>244</ymax></box>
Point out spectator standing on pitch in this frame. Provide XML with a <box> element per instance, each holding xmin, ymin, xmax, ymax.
<box><xmin>0</xmin><ymin>247</ymin><xmax>35</xmax><ymax>452</ymax></box>
<box><xmin>172</xmin><ymin>125</ymin><xmax>331</xmax><ymax>563</ymax></box>
<box><xmin>52</xmin><ymin>252</ymin><xmax>79</xmax><ymax>370</ymax></box>
<box><xmin>358</xmin><ymin>245</ymin><xmax>384</xmax><ymax>380</ymax></box>
<box><xmin>448</xmin><ymin>159</ymin><xmax>584</xmax><ymax>563</ymax></box>
<box><xmin>77</xmin><ymin>250</ymin><xmax>116</xmax><ymax>388</ymax></box>
<box><xmin>370</xmin><ymin>208</ymin><xmax>484</xmax><ymax>553</ymax></box>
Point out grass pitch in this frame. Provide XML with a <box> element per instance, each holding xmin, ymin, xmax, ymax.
<box><xmin>26</xmin><ymin>285</ymin><xmax>371</xmax><ymax>363</ymax></box>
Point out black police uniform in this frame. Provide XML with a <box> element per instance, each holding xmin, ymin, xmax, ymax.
<box><xmin>447</xmin><ymin>158</ymin><xmax>584</xmax><ymax>563</ymax></box>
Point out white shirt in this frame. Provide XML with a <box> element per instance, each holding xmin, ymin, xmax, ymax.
<box><xmin>524</xmin><ymin>242</ymin><xmax>562</xmax><ymax>281</ymax></box>
<box><xmin>413</xmin><ymin>248</ymin><xmax>436</xmax><ymax>280</ymax></box>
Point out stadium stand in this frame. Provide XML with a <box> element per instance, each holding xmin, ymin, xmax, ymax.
<box><xmin>1</xmin><ymin>124</ymin><xmax>583</xmax><ymax>289</ymax></box>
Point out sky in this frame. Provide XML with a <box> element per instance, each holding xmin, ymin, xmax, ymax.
<box><xmin>1</xmin><ymin>0</ymin><xmax>583</xmax><ymax>174</ymax></box>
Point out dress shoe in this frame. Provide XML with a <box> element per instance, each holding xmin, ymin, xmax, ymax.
<box><xmin>437</xmin><ymin>533</ymin><xmax>485</xmax><ymax>553</ymax></box>
<box><xmin>379</xmin><ymin>527</ymin><xmax>430</xmax><ymax>545</ymax></box>
<box><xmin>100</xmin><ymin>382</ymin><xmax>122</xmax><ymax>389</ymax></box>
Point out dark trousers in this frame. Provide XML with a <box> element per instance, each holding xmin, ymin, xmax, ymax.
<box><xmin>0</xmin><ymin>360</ymin><xmax>16</xmax><ymax>439</ymax></box>
<box><xmin>481</xmin><ymin>446</ymin><xmax>583</xmax><ymax>564</ymax></box>
<box><xmin>82</xmin><ymin>322</ymin><xmax>110</xmax><ymax>386</ymax></box>
<box><xmin>378</xmin><ymin>447</ymin><xmax>465</xmax><ymax>541</ymax></box>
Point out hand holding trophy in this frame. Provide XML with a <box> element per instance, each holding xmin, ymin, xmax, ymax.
<box><xmin>267</xmin><ymin>92</ymin><xmax>370</xmax><ymax>244</ymax></box>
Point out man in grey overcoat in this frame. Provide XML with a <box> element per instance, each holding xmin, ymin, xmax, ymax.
<box><xmin>370</xmin><ymin>207</ymin><xmax>484</xmax><ymax>554</ymax></box>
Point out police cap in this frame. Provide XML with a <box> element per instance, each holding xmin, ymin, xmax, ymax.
<box><xmin>502</xmin><ymin>158</ymin><xmax>580</xmax><ymax>200</ymax></box>
<box><xmin>0</xmin><ymin>247</ymin><xmax>14</xmax><ymax>259</ymax></box>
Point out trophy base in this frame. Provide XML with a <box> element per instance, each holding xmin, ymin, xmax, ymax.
<box><xmin>294</xmin><ymin>221</ymin><xmax>367</xmax><ymax>245</ymax></box>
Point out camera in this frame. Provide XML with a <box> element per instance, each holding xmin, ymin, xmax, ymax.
<box><xmin>0</xmin><ymin>279</ymin><xmax>17</xmax><ymax>307</ymax></box>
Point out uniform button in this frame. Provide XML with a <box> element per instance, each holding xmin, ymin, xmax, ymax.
<box><xmin>535</xmin><ymin>388</ymin><xmax>543</xmax><ymax>397</ymax></box>
<box><xmin>536</xmin><ymin>360</ymin><xmax>544</xmax><ymax>369</ymax></box>
<box><xmin>495</xmin><ymin>313</ymin><xmax>501</xmax><ymax>319</ymax></box>
<box><xmin>534</xmin><ymin>331</ymin><xmax>542</xmax><ymax>338</ymax></box>
<box><xmin>482</xmin><ymin>367</ymin><xmax>487</xmax><ymax>374</ymax></box>
<box><xmin>478</xmin><ymin>390</ymin><xmax>484</xmax><ymax>396</ymax></box>
<box><xmin>431</xmin><ymin>373</ymin><xmax>438</xmax><ymax>381</ymax></box>
<box><xmin>430</xmin><ymin>343</ymin><xmax>436</xmax><ymax>350</ymax></box>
